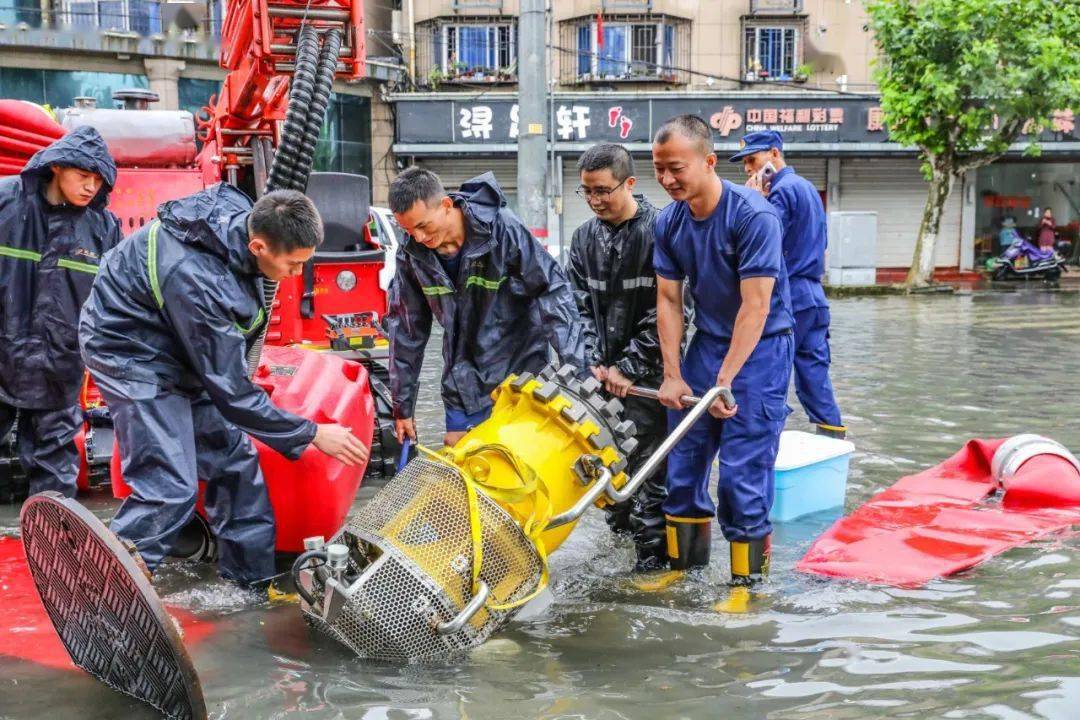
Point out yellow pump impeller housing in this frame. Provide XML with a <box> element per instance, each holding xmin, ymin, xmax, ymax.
<box><xmin>295</xmin><ymin>364</ymin><xmax>639</xmax><ymax>661</ymax></box>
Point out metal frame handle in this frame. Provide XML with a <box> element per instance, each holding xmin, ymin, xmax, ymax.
<box><xmin>627</xmin><ymin>385</ymin><xmax>735</xmax><ymax>411</ymax></box>
<box><xmin>546</xmin><ymin>467</ymin><xmax>613</xmax><ymax>530</ymax></box>
<box><xmin>544</xmin><ymin>385</ymin><xmax>728</xmax><ymax>532</ymax></box>
<box><xmin>607</xmin><ymin>385</ymin><xmax>728</xmax><ymax>504</ymax></box>
<box><xmin>627</xmin><ymin>386</ymin><xmax>701</xmax><ymax>406</ymax></box>
<box><xmin>437</xmin><ymin>581</ymin><xmax>491</xmax><ymax>635</ymax></box>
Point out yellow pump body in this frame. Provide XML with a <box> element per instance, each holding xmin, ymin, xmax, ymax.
<box><xmin>298</xmin><ymin>364</ymin><xmax>638</xmax><ymax>661</ymax></box>
<box><xmin>443</xmin><ymin>370</ymin><xmax>631</xmax><ymax>554</ymax></box>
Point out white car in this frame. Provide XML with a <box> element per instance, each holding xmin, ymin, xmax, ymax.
<box><xmin>368</xmin><ymin>205</ymin><xmax>403</xmax><ymax>292</ymax></box>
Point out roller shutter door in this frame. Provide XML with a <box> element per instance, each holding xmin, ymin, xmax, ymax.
<box><xmin>838</xmin><ymin>158</ymin><xmax>962</xmax><ymax>268</ymax></box>
<box><xmin>416</xmin><ymin>158</ymin><xmax>519</xmax><ymax>199</ymax></box>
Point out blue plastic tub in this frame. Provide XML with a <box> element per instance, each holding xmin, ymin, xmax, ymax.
<box><xmin>770</xmin><ymin>431</ymin><xmax>855</xmax><ymax>522</ymax></box>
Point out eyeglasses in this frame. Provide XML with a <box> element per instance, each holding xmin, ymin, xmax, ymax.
<box><xmin>575</xmin><ymin>179</ymin><xmax>627</xmax><ymax>200</ymax></box>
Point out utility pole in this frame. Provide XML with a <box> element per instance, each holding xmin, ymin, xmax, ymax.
<box><xmin>517</xmin><ymin>0</ymin><xmax>548</xmax><ymax>241</ymax></box>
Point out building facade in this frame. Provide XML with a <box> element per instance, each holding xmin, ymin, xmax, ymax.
<box><xmin>0</xmin><ymin>0</ymin><xmax>403</xmax><ymax>203</ymax></box>
<box><xmin>391</xmin><ymin>0</ymin><xmax>1078</xmax><ymax>276</ymax></box>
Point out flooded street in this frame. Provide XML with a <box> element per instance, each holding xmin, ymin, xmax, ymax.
<box><xmin>2</xmin><ymin>289</ymin><xmax>1078</xmax><ymax>720</ymax></box>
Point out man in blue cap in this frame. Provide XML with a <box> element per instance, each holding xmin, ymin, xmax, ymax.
<box><xmin>731</xmin><ymin>130</ymin><xmax>845</xmax><ymax>438</ymax></box>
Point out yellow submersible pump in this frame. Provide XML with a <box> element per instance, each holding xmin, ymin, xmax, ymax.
<box><xmin>292</xmin><ymin>363</ymin><xmax>724</xmax><ymax>661</ymax></box>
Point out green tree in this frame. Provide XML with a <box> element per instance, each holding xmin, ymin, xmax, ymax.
<box><xmin>867</xmin><ymin>0</ymin><xmax>1080</xmax><ymax>287</ymax></box>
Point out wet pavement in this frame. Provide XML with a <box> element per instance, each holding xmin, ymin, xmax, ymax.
<box><xmin>1</xmin><ymin>288</ymin><xmax>1078</xmax><ymax>719</ymax></box>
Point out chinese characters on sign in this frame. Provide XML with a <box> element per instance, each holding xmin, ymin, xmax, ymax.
<box><xmin>459</xmin><ymin>106</ymin><xmax>493</xmax><ymax>140</ymax></box>
<box><xmin>399</xmin><ymin>98</ymin><xmax>1077</xmax><ymax>146</ymax></box>
<box><xmin>556</xmin><ymin>105</ymin><xmax>591</xmax><ymax>140</ymax></box>
<box><xmin>739</xmin><ymin>105</ymin><xmax>854</xmax><ymax>134</ymax></box>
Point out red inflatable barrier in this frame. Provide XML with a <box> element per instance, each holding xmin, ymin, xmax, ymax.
<box><xmin>0</xmin><ymin>100</ymin><xmax>64</xmax><ymax>175</ymax></box>
<box><xmin>0</xmin><ymin>100</ymin><xmax>64</xmax><ymax>139</ymax></box>
<box><xmin>798</xmin><ymin>437</ymin><xmax>1080</xmax><ymax>587</ymax></box>
<box><xmin>111</xmin><ymin>345</ymin><xmax>374</xmax><ymax>553</ymax></box>
<box><xmin>0</xmin><ymin>536</ymin><xmax>212</xmax><ymax>671</ymax></box>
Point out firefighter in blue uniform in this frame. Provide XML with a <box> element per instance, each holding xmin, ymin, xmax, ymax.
<box><xmin>650</xmin><ymin>116</ymin><xmax>794</xmax><ymax>610</ymax></box>
<box><xmin>734</xmin><ymin>130</ymin><xmax>845</xmax><ymax>438</ymax></box>
<box><xmin>79</xmin><ymin>185</ymin><xmax>368</xmax><ymax>587</ymax></box>
<box><xmin>0</xmin><ymin>126</ymin><xmax>123</xmax><ymax>497</ymax></box>
<box><xmin>385</xmin><ymin>168</ymin><xmax>585</xmax><ymax>448</ymax></box>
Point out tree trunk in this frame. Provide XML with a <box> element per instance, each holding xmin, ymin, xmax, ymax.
<box><xmin>905</xmin><ymin>167</ymin><xmax>956</xmax><ymax>287</ymax></box>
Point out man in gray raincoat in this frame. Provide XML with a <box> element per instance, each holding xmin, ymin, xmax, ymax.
<box><xmin>79</xmin><ymin>184</ymin><xmax>367</xmax><ymax>586</ymax></box>
<box><xmin>0</xmin><ymin>126</ymin><xmax>123</xmax><ymax>497</ymax></box>
<box><xmin>385</xmin><ymin>168</ymin><xmax>585</xmax><ymax>447</ymax></box>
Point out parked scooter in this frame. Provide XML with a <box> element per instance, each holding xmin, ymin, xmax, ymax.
<box><xmin>991</xmin><ymin>235</ymin><xmax>1068</xmax><ymax>281</ymax></box>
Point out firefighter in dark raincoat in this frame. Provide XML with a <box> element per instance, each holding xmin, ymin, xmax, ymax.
<box><xmin>0</xmin><ymin>126</ymin><xmax>122</xmax><ymax>497</ymax></box>
<box><xmin>79</xmin><ymin>184</ymin><xmax>367</xmax><ymax>586</ymax></box>
<box><xmin>385</xmin><ymin>169</ymin><xmax>585</xmax><ymax>448</ymax></box>
<box><xmin>567</xmin><ymin>143</ymin><xmax>676</xmax><ymax>572</ymax></box>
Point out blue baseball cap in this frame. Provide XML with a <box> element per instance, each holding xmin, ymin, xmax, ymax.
<box><xmin>728</xmin><ymin>130</ymin><xmax>784</xmax><ymax>162</ymax></box>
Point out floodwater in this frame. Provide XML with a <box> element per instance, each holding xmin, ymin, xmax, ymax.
<box><xmin>2</xmin><ymin>289</ymin><xmax>1079</xmax><ymax>719</ymax></box>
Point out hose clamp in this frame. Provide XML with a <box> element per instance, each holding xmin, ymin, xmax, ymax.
<box><xmin>991</xmin><ymin>434</ymin><xmax>1080</xmax><ymax>490</ymax></box>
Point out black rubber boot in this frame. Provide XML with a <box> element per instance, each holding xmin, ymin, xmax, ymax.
<box><xmin>666</xmin><ymin>516</ymin><xmax>712</xmax><ymax>571</ymax></box>
<box><xmin>816</xmin><ymin>424</ymin><xmax>848</xmax><ymax>439</ymax></box>
<box><xmin>604</xmin><ymin>499</ymin><xmax>634</xmax><ymax>536</ymax></box>
<box><xmin>169</xmin><ymin>513</ymin><xmax>218</xmax><ymax>563</ymax></box>
<box><xmin>716</xmin><ymin>535</ymin><xmax>771</xmax><ymax>613</ymax></box>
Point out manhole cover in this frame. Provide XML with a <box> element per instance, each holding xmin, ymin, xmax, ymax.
<box><xmin>20</xmin><ymin>492</ymin><xmax>206</xmax><ymax>720</ymax></box>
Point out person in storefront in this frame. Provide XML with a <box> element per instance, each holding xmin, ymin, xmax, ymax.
<box><xmin>735</xmin><ymin>130</ymin><xmax>845</xmax><ymax>439</ymax></box>
<box><xmin>1038</xmin><ymin>209</ymin><xmax>1057</xmax><ymax>251</ymax></box>
<box><xmin>79</xmin><ymin>184</ymin><xmax>368</xmax><ymax>587</ymax></box>
<box><xmin>999</xmin><ymin>216</ymin><xmax>1021</xmax><ymax>250</ymax></box>
<box><xmin>0</xmin><ymin>126</ymin><xmax>123</xmax><ymax>498</ymax></box>
<box><xmin>385</xmin><ymin>167</ymin><xmax>585</xmax><ymax>448</ymax></box>
<box><xmin>650</xmin><ymin>115</ymin><xmax>794</xmax><ymax>610</ymax></box>
<box><xmin>567</xmin><ymin>142</ymin><xmax>677</xmax><ymax>572</ymax></box>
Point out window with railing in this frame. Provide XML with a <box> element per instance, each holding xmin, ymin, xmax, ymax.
<box><xmin>417</xmin><ymin>18</ymin><xmax>517</xmax><ymax>86</ymax></box>
<box><xmin>59</xmin><ymin>0</ymin><xmax>162</xmax><ymax>34</ymax></box>
<box><xmin>743</xmin><ymin>20</ymin><xmax>805</xmax><ymax>81</ymax></box>
<box><xmin>561</xmin><ymin>14</ymin><xmax>689</xmax><ymax>85</ymax></box>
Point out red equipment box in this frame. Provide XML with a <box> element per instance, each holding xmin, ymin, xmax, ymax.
<box><xmin>111</xmin><ymin>345</ymin><xmax>374</xmax><ymax>553</ymax></box>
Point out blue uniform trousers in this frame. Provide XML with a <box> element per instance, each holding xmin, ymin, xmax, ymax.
<box><xmin>444</xmin><ymin>404</ymin><xmax>492</xmax><ymax>433</ymax></box>
<box><xmin>93</xmin><ymin>372</ymin><xmax>276</xmax><ymax>585</ymax></box>
<box><xmin>0</xmin><ymin>402</ymin><xmax>81</xmax><ymax>497</ymax></box>
<box><xmin>663</xmin><ymin>331</ymin><xmax>793</xmax><ymax>542</ymax></box>
<box><xmin>793</xmin><ymin>306</ymin><xmax>842</xmax><ymax>428</ymax></box>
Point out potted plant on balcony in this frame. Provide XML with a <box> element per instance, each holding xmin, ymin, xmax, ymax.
<box><xmin>427</xmin><ymin>67</ymin><xmax>444</xmax><ymax>89</ymax></box>
<box><xmin>794</xmin><ymin>63</ymin><xmax>814</xmax><ymax>83</ymax></box>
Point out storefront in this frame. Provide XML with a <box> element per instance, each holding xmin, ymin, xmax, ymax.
<box><xmin>974</xmin><ymin>161</ymin><xmax>1078</xmax><ymax>266</ymax></box>
<box><xmin>393</xmin><ymin>92</ymin><xmax>1078</xmax><ymax>276</ymax></box>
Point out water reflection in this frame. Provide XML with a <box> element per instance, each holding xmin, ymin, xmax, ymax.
<box><xmin>1</xmin><ymin>290</ymin><xmax>1078</xmax><ymax>719</ymax></box>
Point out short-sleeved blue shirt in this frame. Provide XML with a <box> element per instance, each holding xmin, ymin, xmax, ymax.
<box><xmin>653</xmin><ymin>179</ymin><xmax>793</xmax><ymax>340</ymax></box>
<box><xmin>767</xmin><ymin>166</ymin><xmax>828</xmax><ymax>312</ymax></box>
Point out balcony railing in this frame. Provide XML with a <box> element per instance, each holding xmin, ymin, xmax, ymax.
<box><xmin>0</xmin><ymin>2</ymin><xmax>220</xmax><ymax>59</ymax></box>
<box><xmin>749</xmin><ymin>0</ymin><xmax>804</xmax><ymax>14</ymax></box>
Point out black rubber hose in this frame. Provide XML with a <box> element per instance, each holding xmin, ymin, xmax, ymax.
<box><xmin>287</xmin><ymin>27</ymin><xmax>341</xmax><ymax>190</ymax></box>
<box><xmin>265</xmin><ymin>23</ymin><xmax>320</xmax><ymax>193</ymax></box>
<box><xmin>291</xmin><ymin>549</ymin><xmax>328</xmax><ymax>608</ymax></box>
<box><xmin>247</xmin><ymin>24</ymin><xmax>319</xmax><ymax>374</ymax></box>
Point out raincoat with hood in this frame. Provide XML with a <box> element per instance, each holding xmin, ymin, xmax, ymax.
<box><xmin>0</xmin><ymin>126</ymin><xmax>122</xmax><ymax>496</ymax></box>
<box><xmin>567</xmin><ymin>196</ymin><xmax>671</xmax><ymax>569</ymax></box>
<box><xmin>79</xmin><ymin>183</ymin><xmax>317</xmax><ymax>584</ymax></box>
<box><xmin>385</xmin><ymin>173</ymin><xmax>586</xmax><ymax>424</ymax></box>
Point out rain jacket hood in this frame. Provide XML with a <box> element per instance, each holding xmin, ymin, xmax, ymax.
<box><xmin>19</xmin><ymin>125</ymin><xmax>117</xmax><ymax>209</ymax></box>
<box><xmin>156</xmin><ymin>182</ymin><xmax>258</xmax><ymax>277</ymax></box>
<box><xmin>386</xmin><ymin>172</ymin><xmax>585</xmax><ymax>419</ymax></box>
<box><xmin>456</xmin><ymin>172</ymin><xmax>505</xmax><ymax>229</ymax></box>
<box><xmin>0</xmin><ymin>127</ymin><xmax>123</xmax><ymax>409</ymax></box>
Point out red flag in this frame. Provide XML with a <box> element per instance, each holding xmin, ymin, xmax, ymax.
<box><xmin>596</xmin><ymin>12</ymin><xmax>604</xmax><ymax>48</ymax></box>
